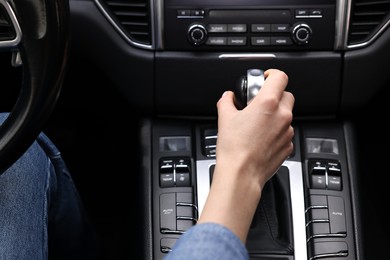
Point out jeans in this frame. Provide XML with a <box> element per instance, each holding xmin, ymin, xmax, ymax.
<box><xmin>0</xmin><ymin>114</ymin><xmax>97</xmax><ymax>260</ymax></box>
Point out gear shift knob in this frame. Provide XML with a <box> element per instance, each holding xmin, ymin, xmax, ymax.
<box><xmin>234</xmin><ymin>69</ymin><xmax>265</xmax><ymax>109</ymax></box>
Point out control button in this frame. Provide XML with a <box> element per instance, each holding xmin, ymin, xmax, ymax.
<box><xmin>297</xmin><ymin>29</ymin><xmax>310</xmax><ymax>41</ymax></box>
<box><xmin>271</xmin><ymin>37</ymin><xmax>292</xmax><ymax>45</ymax></box>
<box><xmin>228</xmin><ymin>37</ymin><xmax>247</xmax><ymax>46</ymax></box>
<box><xmin>295</xmin><ymin>9</ymin><xmax>309</xmax><ymax>17</ymax></box>
<box><xmin>204</xmin><ymin>129</ymin><xmax>217</xmax><ymax>142</ymax></box>
<box><xmin>191</xmin><ymin>9</ymin><xmax>205</xmax><ymax>17</ymax></box>
<box><xmin>203</xmin><ymin>128</ymin><xmax>217</xmax><ymax>157</ymax></box>
<box><xmin>175</xmin><ymin>159</ymin><xmax>191</xmax><ymax>187</ymax></box>
<box><xmin>177</xmin><ymin>206</ymin><xmax>194</xmax><ymax>217</ymax></box>
<box><xmin>328</xmin><ymin>176</ymin><xmax>342</xmax><ymax>190</ymax></box>
<box><xmin>205</xmin><ymin>146</ymin><xmax>216</xmax><ymax>157</ymax></box>
<box><xmin>160</xmin><ymin>160</ymin><xmax>175</xmax><ymax>187</ymax></box>
<box><xmin>227</xmin><ymin>24</ymin><xmax>247</xmax><ymax>33</ymax></box>
<box><xmin>204</xmin><ymin>137</ymin><xmax>216</xmax><ymax>146</ymax></box>
<box><xmin>327</xmin><ymin>162</ymin><xmax>341</xmax><ymax>175</ymax></box>
<box><xmin>176</xmin><ymin>173</ymin><xmax>191</xmax><ymax>187</ymax></box>
<box><xmin>251</xmin><ymin>24</ymin><xmax>271</xmax><ymax>32</ymax></box>
<box><xmin>160</xmin><ymin>173</ymin><xmax>175</xmax><ymax>188</ymax></box>
<box><xmin>160</xmin><ymin>193</ymin><xmax>177</xmax><ymax>232</ymax></box>
<box><xmin>160</xmin><ymin>160</ymin><xmax>174</xmax><ymax>173</ymax></box>
<box><xmin>311</xmin><ymin>175</ymin><xmax>326</xmax><ymax>189</ymax></box>
<box><xmin>175</xmin><ymin>164</ymin><xmax>190</xmax><ymax>174</ymax></box>
<box><xmin>271</xmin><ymin>24</ymin><xmax>290</xmax><ymax>32</ymax></box>
<box><xmin>328</xmin><ymin>196</ymin><xmax>347</xmax><ymax>234</ymax></box>
<box><xmin>188</xmin><ymin>24</ymin><xmax>207</xmax><ymax>45</ymax></box>
<box><xmin>308</xmin><ymin>208</ymin><xmax>329</xmax><ymax>220</ymax></box>
<box><xmin>292</xmin><ymin>23</ymin><xmax>312</xmax><ymax>45</ymax></box>
<box><xmin>206</xmin><ymin>37</ymin><xmax>227</xmax><ymax>45</ymax></box>
<box><xmin>251</xmin><ymin>37</ymin><xmax>270</xmax><ymax>46</ymax></box>
<box><xmin>307</xmin><ymin>222</ymin><xmax>330</xmax><ymax>235</ymax></box>
<box><xmin>177</xmin><ymin>10</ymin><xmax>190</xmax><ymax>17</ymax></box>
<box><xmin>309</xmin><ymin>161</ymin><xmax>327</xmax><ymax>189</ymax></box>
<box><xmin>161</xmin><ymin>238</ymin><xmax>178</xmax><ymax>253</ymax></box>
<box><xmin>177</xmin><ymin>192</ymin><xmax>193</xmax><ymax>204</ymax></box>
<box><xmin>207</xmin><ymin>24</ymin><xmax>227</xmax><ymax>33</ymax></box>
<box><xmin>309</xmin><ymin>9</ymin><xmax>323</xmax><ymax>18</ymax></box>
<box><xmin>177</xmin><ymin>219</ymin><xmax>194</xmax><ymax>231</ymax></box>
<box><xmin>309</xmin><ymin>195</ymin><xmax>328</xmax><ymax>206</ymax></box>
<box><xmin>311</xmin><ymin>241</ymin><xmax>348</xmax><ymax>259</ymax></box>
<box><xmin>327</xmin><ymin>161</ymin><xmax>342</xmax><ymax>190</ymax></box>
<box><xmin>177</xmin><ymin>192</ymin><xmax>198</xmax><ymax>220</ymax></box>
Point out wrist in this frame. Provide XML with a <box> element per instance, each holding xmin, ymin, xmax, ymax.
<box><xmin>198</xmin><ymin>162</ymin><xmax>263</xmax><ymax>243</ymax></box>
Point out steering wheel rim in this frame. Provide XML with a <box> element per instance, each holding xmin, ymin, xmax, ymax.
<box><xmin>0</xmin><ymin>0</ymin><xmax>69</xmax><ymax>172</ymax></box>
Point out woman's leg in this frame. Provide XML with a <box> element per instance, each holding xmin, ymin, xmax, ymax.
<box><xmin>37</xmin><ymin>132</ymin><xmax>98</xmax><ymax>260</ymax></box>
<box><xmin>0</xmin><ymin>114</ymin><xmax>97</xmax><ymax>259</ymax></box>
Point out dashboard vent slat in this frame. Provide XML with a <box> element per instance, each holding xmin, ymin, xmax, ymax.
<box><xmin>348</xmin><ymin>0</ymin><xmax>390</xmax><ymax>45</ymax></box>
<box><xmin>98</xmin><ymin>0</ymin><xmax>152</xmax><ymax>47</ymax></box>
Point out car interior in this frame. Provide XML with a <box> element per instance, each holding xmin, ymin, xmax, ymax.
<box><xmin>1</xmin><ymin>0</ymin><xmax>390</xmax><ymax>259</ymax></box>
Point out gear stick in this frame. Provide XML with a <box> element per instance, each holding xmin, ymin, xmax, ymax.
<box><xmin>234</xmin><ymin>69</ymin><xmax>265</xmax><ymax>109</ymax></box>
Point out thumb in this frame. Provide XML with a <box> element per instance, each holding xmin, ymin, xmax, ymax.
<box><xmin>216</xmin><ymin>91</ymin><xmax>238</xmax><ymax>117</ymax></box>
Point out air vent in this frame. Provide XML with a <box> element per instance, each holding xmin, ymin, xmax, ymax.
<box><xmin>348</xmin><ymin>0</ymin><xmax>390</xmax><ymax>46</ymax></box>
<box><xmin>97</xmin><ymin>0</ymin><xmax>152</xmax><ymax>48</ymax></box>
<box><xmin>0</xmin><ymin>5</ymin><xmax>16</xmax><ymax>41</ymax></box>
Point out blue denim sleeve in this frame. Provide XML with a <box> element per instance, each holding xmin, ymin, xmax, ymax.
<box><xmin>164</xmin><ymin>222</ymin><xmax>249</xmax><ymax>260</ymax></box>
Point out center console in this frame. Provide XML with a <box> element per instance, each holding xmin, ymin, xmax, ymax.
<box><xmin>137</xmin><ymin>0</ymin><xmax>362</xmax><ymax>259</ymax></box>
<box><xmin>142</xmin><ymin>119</ymin><xmax>362</xmax><ymax>260</ymax></box>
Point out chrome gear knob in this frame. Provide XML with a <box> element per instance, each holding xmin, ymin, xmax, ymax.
<box><xmin>234</xmin><ymin>69</ymin><xmax>265</xmax><ymax>109</ymax></box>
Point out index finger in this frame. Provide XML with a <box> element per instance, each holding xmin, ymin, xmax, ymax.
<box><xmin>259</xmin><ymin>69</ymin><xmax>289</xmax><ymax>100</ymax></box>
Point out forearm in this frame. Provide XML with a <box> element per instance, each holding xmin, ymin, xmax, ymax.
<box><xmin>198</xmin><ymin>160</ymin><xmax>262</xmax><ymax>243</ymax></box>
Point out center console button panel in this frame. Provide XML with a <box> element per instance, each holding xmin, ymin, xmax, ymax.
<box><xmin>150</xmin><ymin>120</ymin><xmax>358</xmax><ymax>259</ymax></box>
<box><xmin>160</xmin><ymin>191</ymin><xmax>198</xmax><ymax>234</ymax></box>
<box><xmin>308</xmin><ymin>159</ymin><xmax>342</xmax><ymax>191</ymax></box>
<box><xmin>164</xmin><ymin>0</ymin><xmax>336</xmax><ymax>51</ymax></box>
<box><xmin>302</xmin><ymin>122</ymin><xmax>357</xmax><ymax>260</ymax></box>
<box><xmin>160</xmin><ymin>158</ymin><xmax>192</xmax><ymax>188</ymax></box>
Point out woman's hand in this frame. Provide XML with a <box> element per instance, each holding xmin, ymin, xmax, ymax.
<box><xmin>198</xmin><ymin>69</ymin><xmax>295</xmax><ymax>243</ymax></box>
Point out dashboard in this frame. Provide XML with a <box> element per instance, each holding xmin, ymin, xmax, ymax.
<box><xmin>63</xmin><ymin>0</ymin><xmax>390</xmax><ymax>259</ymax></box>
<box><xmin>70</xmin><ymin>0</ymin><xmax>390</xmax><ymax>119</ymax></box>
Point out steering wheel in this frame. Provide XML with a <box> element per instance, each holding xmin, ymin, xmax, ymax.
<box><xmin>0</xmin><ymin>0</ymin><xmax>69</xmax><ymax>172</ymax></box>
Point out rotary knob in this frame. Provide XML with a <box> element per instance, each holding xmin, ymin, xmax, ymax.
<box><xmin>187</xmin><ymin>24</ymin><xmax>207</xmax><ymax>46</ymax></box>
<box><xmin>291</xmin><ymin>23</ymin><xmax>312</xmax><ymax>45</ymax></box>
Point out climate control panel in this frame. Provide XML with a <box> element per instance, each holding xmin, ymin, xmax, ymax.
<box><xmin>164</xmin><ymin>4</ymin><xmax>336</xmax><ymax>51</ymax></box>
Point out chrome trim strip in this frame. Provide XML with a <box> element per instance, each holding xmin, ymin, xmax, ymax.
<box><xmin>93</xmin><ymin>0</ymin><xmax>153</xmax><ymax>50</ymax></box>
<box><xmin>305</xmin><ymin>205</ymin><xmax>328</xmax><ymax>213</ymax></box>
<box><xmin>195</xmin><ymin>160</ymin><xmax>213</xmax><ymax>216</ymax></box>
<box><xmin>161</xmin><ymin>230</ymin><xmax>185</xmax><ymax>235</ymax></box>
<box><xmin>176</xmin><ymin>202</ymin><xmax>198</xmax><ymax>211</ymax></box>
<box><xmin>334</xmin><ymin>0</ymin><xmax>351</xmax><ymax>50</ymax></box>
<box><xmin>149</xmin><ymin>0</ymin><xmax>156</xmax><ymax>49</ymax></box>
<box><xmin>196</xmin><ymin>159</ymin><xmax>307</xmax><ymax>259</ymax></box>
<box><xmin>218</xmin><ymin>53</ymin><xmax>276</xmax><ymax>60</ymax></box>
<box><xmin>306</xmin><ymin>219</ymin><xmax>330</xmax><ymax>226</ymax></box>
<box><xmin>0</xmin><ymin>0</ymin><xmax>22</xmax><ymax>49</ymax></box>
<box><xmin>176</xmin><ymin>216</ymin><xmax>198</xmax><ymax>222</ymax></box>
<box><xmin>284</xmin><ymin>160</ymin><xmax>307</xmax><ymax>260</ymax></box>
<box><xmin>154</xmin><ymin>0</ymin><xmax>164</xmax><ymax>50</ymax></box>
